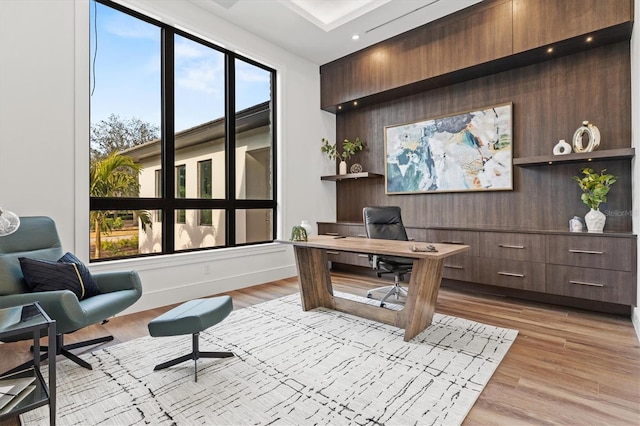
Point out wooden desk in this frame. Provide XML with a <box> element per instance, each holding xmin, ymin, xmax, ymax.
<box><xmin>281</xmin><ymin>235</ymin><xmax>470</xmax><ymax>341</ymax></box>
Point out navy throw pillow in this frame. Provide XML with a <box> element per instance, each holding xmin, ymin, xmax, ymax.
<box><xmin>19</xmin><ymin>253</ymin><xmax>101</xmax><ymax>300</ymax></box>
<box><xmin>58</xmin><ymin>252</ymin><xmax>101</xmax><ymax>298</ymax></box>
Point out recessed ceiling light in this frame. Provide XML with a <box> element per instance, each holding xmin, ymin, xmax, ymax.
<box><xmin>547</xmin><ymin>47</ymin><xmax>554</xmax><ymax>53</ymax></box>
<box><xmin>586</xmin><ymin>36</ymin><xmax>593</xmax><ymax>42</ymax></box>
<box><xmin>352</xmin><ymin>34</ymin><xmax>360</xmax><ymax>41</ymax></box>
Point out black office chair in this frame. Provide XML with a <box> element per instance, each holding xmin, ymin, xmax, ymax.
<box><xmin>363</xmin><ymin>206</ymin><xmax>414</xmax><ymax>307</ymax></box>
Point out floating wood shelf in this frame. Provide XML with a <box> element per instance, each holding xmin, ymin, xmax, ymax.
<box><xmin>513</xmin><ymin>148</ymin><xmax>635</xmax><ymax>167</ymax></box>
<box><xmin>321</xmin><ymin>172</ymin><xmax>384</xmax><ymax>181</ymax></box>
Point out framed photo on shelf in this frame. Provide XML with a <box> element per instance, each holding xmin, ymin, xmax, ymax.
<box><xmin>384</xmin><ymin>102</ymin><xmax>513</xmax><ymax>194</ymax></box>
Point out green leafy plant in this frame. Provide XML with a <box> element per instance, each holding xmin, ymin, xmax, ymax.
<box><xmin>321</xmin><ymin>137</ymin><xmax>365</xmax><ymax>162</ymax></box>
<box><xmin>290</xmin><ymin>225</ymin><xmax>308</xmax><ymax>242</ymax></box>
<box><xmin>573</xmin><ymin>167</ymin><xmax>617</xmax><ymax>210</ymax></box>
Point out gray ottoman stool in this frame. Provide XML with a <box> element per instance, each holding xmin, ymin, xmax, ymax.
<box><xmin>148</xmin><ymin>296</ymin><xmax>234</xmax><ymax>381</ymax></box>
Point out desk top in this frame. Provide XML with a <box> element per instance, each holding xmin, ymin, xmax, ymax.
<box><xmin>279</xmin><ymin>235</ymin><xmax>469</xmax><ymax>259</ymax></box>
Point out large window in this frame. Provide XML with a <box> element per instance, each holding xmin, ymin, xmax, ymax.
<box><xmin>89</xmin><ymin>0</ymin><xmax>276</xmax><ymax>261</ymax></box>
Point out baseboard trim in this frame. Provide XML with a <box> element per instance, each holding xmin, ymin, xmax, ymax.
<box><xmin>632</xmin><ymin>307</ymin><xmax>640</xmax><ymax>343</ymax></box>
<box><xmin>120</xmin><ymin>264</ymin><xmax>297</xmax><ymax>315</ymax></box>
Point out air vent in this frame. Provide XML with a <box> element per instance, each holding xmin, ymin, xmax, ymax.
<box><xmin>366</xmin><ymin>0</ymin><xmax>439</xmax><ymax>34</ymax></box>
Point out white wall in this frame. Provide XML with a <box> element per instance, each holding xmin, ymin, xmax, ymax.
<box><xmin>632</xmin><ymin>0</ymin><xmax>640</xmax><ymax>341</ymax></box>
<box><xmin>0</xmin><ymin>0</ymin><xmax>337</xmax><ymax>314</ymax></box>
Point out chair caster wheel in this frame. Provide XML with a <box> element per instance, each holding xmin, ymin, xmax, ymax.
<box><xmin>366</xmin><ymin>293</ymin><xmax>372</xmax><ymax>298</ymax></box>
<box><xmin>380</xmin><ymin>302</ymin><xmax>385</xmax><ymax>308</ymax></box>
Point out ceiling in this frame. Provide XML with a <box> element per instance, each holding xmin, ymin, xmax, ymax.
<box><xmin>187</xmin><ymin>0</ymin><xmax>483</xmax><ymax>65</ymax></box>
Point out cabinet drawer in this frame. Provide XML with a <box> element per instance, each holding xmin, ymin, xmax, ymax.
<box><xmin>442</xmin><ymin>255</ymin><xmax>478</xmax><ymax>282</ymax></box>
<box><xmin>427</xmin><ymin>230</ymin><xmax>479</xmax><ymax>256</ymax></box>
<box><xmin>326</xmin><ymin>250</ymin><xmax>370</xmax><ymax>268</ymax></box>
<box><xmin>406</xmin><ymin>227</ymin><xmax>428</xmax><ymax>242</ymax></box>
<box><xmin>480</xmin><ymin>233</ymin><xmax>545</xmax><ymax>262</ymax></box>
<box><xmin>478</xmin><ymin>258</ymin><xmax>545</xmax><ymax>292</ymax></box>
<box><xmin>546</xmin><ymin>265</ymin><xmax>636</xmax><ymax>304</ymax></box>
<box><xmin>546</xmin><ymin>235</ymin><xmax>635</xmax><ymax>272</ymax></box>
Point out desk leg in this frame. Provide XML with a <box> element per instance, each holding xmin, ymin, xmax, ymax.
<box><xmin>294</xmin><ymin>246</ymin><xmax>335</xmax><ymax>311</ymax></box>
<box><xmin>401</xmin><ymin>257</ymin><xmax>445</xmax><ymax>342</ymax></box>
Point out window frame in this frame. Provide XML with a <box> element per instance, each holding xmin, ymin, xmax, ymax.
<box><xmin>89</xmin><ymin>0</ymin><xmax>278</xmax><ymax>261</ymax></box>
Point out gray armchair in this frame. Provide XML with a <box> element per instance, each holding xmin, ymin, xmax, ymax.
<box><xmin>0</xmin><ymin>216</ymin><xmax>142</xmax><ymax>372</ymax></box>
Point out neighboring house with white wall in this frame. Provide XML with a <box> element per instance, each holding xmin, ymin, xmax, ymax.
<box><xmin>121</xmin><ymin>101</ymin><xmax>273</xmax><ymax>252</ymax></box>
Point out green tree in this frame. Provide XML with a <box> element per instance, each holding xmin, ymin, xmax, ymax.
<box><xmin>90</xmin><ymin>114</ymin><xmax>159</xmax><ymax>161</ymax></box>
<box><xmin>90</xmin><ymin>152</ymin><xmax>152</xmax><ymax>258</ymax></box>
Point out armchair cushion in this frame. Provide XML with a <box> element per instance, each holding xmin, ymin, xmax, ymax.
<box><xmin>18</xmin><ymin>253</ymin><xmax>101</xmax><ymax>300</ymax></box>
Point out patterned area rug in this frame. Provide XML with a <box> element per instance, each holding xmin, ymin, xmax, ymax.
<box><xmin>24</xmin><ymin>293</ymin><xmax>517</xmax><ymax>425</ymax></box>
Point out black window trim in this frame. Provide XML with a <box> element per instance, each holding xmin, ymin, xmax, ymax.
<box><xmin>90</xmin><ymin>0</ymin><xmax>278</xmax><ymax>261</ymax></box>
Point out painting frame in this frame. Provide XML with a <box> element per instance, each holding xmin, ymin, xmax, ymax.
<box><xmin>384</xmin><ymin>102</ymin><xmax>513</xmax><ymax>195</ymax></box>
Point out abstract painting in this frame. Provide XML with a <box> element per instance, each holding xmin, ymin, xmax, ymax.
<box><xmin>384</xmin><ymin>103</ymin><xmax>513</xmax><ymax>194</ymax></box>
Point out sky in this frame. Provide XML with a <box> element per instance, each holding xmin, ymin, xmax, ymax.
<box><xmin>89</xmin><ymin>1</ymin><xmax>271</xmax><ymax>133</ymax></box>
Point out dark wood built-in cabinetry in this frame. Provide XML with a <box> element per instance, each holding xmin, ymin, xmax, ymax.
<box><xmin>319</xmin><ymin>0</ymin><xmax>636</xmax><ymax>313</ymax></box>
<box><xmin>318</xmin><ymin>223</ymin><xmax>637</xmax><ymax>313</ymax></box>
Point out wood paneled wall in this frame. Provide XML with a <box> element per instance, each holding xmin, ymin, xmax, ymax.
<box><xmin>321</xmin><ymin>0</ymin><xmax>633</xmax><ymax>112</ymax></box>
<box><xmin>335</xmin><ymin>42</ymin><xmax>632</xmax><ymax>232</ymax></box>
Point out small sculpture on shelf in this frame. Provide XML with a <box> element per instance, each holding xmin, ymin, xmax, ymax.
<box><xmin>321</xmin><ymin>137</ymin><xmax>365</xmax><ymax>175</ymax></box>
<box><xmin>552</xmin><ymin>139</ymin><xmax>572</xmax><ymax>155</ymax></box>
<box><xmin>572</xmin><ymin>121</ymin><xmax>600</xmax><ymax>153</ymax></box>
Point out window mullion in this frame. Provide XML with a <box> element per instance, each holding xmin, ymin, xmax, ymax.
<box><xmin>162</xmin><ymin>28</ymin><xmax>176</xmax><ymax>253</ymax></box>
<box><xmin>225</xmin><ymin>54</ymin><xmax>236</xmax><ymax>246</ymax></box>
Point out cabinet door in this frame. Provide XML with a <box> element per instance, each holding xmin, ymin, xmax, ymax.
<box><xmin>317</xmin><ymin>223</ymin><xmax>349</xmax><ymax>236</ymax></box>
<box><xmin>546</xmin><ymin>235</ymin><xmax>635</xmax><ymax>272</ymax></box>
<box><xmin>427</xmin><ymin>230</ymin><xmax>479</xmax><ymax>257</ymax></box>
<box><xmin>480</xmin><ymin>232</ymin><xmax>546</xmax><ymax>262</ymax></box>
<box><xmin>478</xmin><ymin>258</ymin><xmax>545</xmax><ymax>292</ymax></box>
<box><xmin>546</xmin><ymin>264</ymin><xmax>635</xmax><ymax>304</ymax></box>
<box><xmin>512</xmin><ymin>0</ymin><xmax>632</xmax><ymax>53</ymax></box>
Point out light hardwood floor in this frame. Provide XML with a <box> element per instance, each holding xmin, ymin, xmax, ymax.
<box><xmin>1</xmin><ymin>272</ymin><xmax>639</xmax><ymax>425</ymax></box>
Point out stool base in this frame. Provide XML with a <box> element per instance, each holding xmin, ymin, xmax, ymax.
<box><xmin>153</xmin><ymin>332</ymin><xmax>234</xmax><ymax>381</ymax></box>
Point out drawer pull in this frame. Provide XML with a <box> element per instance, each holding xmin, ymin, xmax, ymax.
<box><xmin>569</xmin><ymin>249</ymin><xmax>604</xmax><ymax>255</ymax></box>
<box><xmin>326</xmin><ymin>251</ymin><xmax>340</xmax><ymax>255</ymax></box>
<box><xmin>325</xmin><ymin>232</ymin><xmax>340</xmax><ymax>236</ymax></box>
<box><xmin>357</xmin><ymin>254</ymin><xmax>369</xmax><ymax>258</ymax></box>
<box><xmin>498</xmin><ymin>271</ymin><xmax>525</xmax><ymax>278</ymax></box>
<box><xmin>569</xmin><ymin>280</ymin><xmax>604</xmax><ymax>288</ymax></box>
<box><xmin>498</xmin><ymin>244</ymin><xmax>525</xmax><ymax>249</ymax></box>
<box><xmin>357</xmin><ymin>234</ymin><xmax>367</xmax><ymax>238</ymax></box>
<box><xmin>444</xmin><ymin>265</ymin><xmax>464</xmax><ymax>270</ymax></box>
<box><xmin>442</xmin><ymin>240</ymin><xmax>463</xmax><ymax>244</ymax></box>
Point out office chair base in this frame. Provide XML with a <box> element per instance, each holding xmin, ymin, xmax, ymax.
<box><xmin>153</xmin><ymin>332</ymin><xmax>234</xmax><ymax>382</ymax></box>
<box><xmin>367</xmin><ymin>283</ymin><xmax>408</xmax><ymax>307</ymax></box>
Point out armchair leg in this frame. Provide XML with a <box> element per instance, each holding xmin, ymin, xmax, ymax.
<box><xmin>8</xmin><ymin>334</ymin><xmax>115</xmax><ymax>374</ymax></box>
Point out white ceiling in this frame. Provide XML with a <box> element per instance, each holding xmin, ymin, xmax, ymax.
<box><xmin>187</xmin><ymin>0</ymin><xmax>483</xmax><ymax>65</ymax></box>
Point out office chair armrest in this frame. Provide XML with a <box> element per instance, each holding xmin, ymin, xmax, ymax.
<box><xmin>93</xmin><ymin>270</ymin><xmax>142</xmax><ymax>295</ymax></box>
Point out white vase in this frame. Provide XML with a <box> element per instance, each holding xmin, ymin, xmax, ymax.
<box><xmin>300</xmin><ymin>220</ymin><xmax>312</xmax><ymax>237</ymax></box>
<box><xmin>584</xmin><ymin>208</ymin><xmax>606</xmax><ymax>232</ymax></box>
<box><xmin>339</xmin><ymin>160</ymin><xmax>347</xmax><ymax>175</ymax></box>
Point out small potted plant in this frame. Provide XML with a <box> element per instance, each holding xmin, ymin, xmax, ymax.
<box><xmin>290</xmin><ymin>225</ymin><xmax>308</xmax><ymax>242</ymax></box>
<box><xmin>321</xmin><ymin>137</ymin><xmax>365</xmax><ymax>174</ymax></box>
<box><xmin>573</xmin><ymin>167</ymin><xmax>616</xmax><ymax>232</ymax></box>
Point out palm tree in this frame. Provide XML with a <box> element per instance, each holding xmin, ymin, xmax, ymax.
<box><xmin>90</xmin><ymin>152</ymin><xmax>151</xmax><ymax>258</ymax></box>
